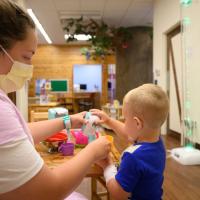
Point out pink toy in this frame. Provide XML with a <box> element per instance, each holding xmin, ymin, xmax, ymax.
<box><xmin>71</xmin><ymin>130</ymin><xmax>88</xmax><ymax>146</ymax></box>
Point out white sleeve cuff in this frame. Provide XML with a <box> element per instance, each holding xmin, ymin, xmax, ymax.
<box><xmin>103</xmin><ymin>164</ymin><xmax>117</xmax><ymax>184</ymax></box>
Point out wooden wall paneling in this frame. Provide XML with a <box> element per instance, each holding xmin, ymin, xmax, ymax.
<box><xmin>30</xmin><ymin>45</ymin><xmax>116</xmax><ymax>106</ymax></box>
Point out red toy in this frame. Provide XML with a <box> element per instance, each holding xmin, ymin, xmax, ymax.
<box><xmin>44</xmin><ymin>130</ymin><xmax>68</xmax><ymax>154</ymax></box>
<box><xmin>45</xmin><ymin>129</ymin><xmax>68</xmax><ymax>143</ymax></box>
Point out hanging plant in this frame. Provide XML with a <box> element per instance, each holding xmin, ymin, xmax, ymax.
<box><xmin>63</xmin><ymin>17</ymin><xmax>133</xmax><ymax>59</ymax></box>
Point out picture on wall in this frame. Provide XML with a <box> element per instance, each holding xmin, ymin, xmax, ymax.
<box><xmin>35</xmin><ymin>79</ymin><xmax>68</xmax><ymax>95</ymax></box>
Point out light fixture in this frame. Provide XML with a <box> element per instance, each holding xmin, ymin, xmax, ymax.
<box><xmin>64</xmin><ymin>34</ymin><xmax>92</xmax><ymax>41</ymax></box>
<box><xmin>27</xmin><ymin>9</ymin><xmax>52</xmax><ymax>44</ymax></box>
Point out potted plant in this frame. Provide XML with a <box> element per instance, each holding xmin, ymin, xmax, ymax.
<box><xmin>63</xmin><ymin>17</ymin><xmax>133</xmax><ymax>60</ymax></box>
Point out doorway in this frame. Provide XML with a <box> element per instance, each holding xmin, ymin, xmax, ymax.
<box><xmin>166</xmin><ymin>24</ymin><xmax>182</xmax><ymax>140</ymax></box>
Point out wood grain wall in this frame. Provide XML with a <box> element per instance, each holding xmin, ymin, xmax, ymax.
<box><xmin>29</xmin><ymin>44</ymin><xmax>115</xmax><ymax>105</ymax></box>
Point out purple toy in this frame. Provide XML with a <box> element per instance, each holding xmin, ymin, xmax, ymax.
<box><xmin>58</xmin><ymin>142</ymin><xmax>74</xmax><ymax>156</ymax></box>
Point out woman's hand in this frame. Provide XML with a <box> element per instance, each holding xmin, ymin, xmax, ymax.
<box><xmin>90</xmin><ymin>109</ymin><xmax>111</xmax><ymax>125</ymax></box>
<box><xmin>96</xmin><ymin>153</ymin><xmax>114</xmax><ymax>169</ymax></box>
<box><xmin>70</xmin><ymin>111</ymin><xmax>87</xmax><ymax>128</ymax></box>
<box><xmin>87</xmin><ymin>136</ymin><xmax>111</xmax><ymax>161</ymax></box>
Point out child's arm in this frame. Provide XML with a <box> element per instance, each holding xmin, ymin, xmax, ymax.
<box><xmin>107</xmin><ymin>179</ymin><xmax>130</xmax><ymax>200</ymax></box>
<box><xmin>90</xmin><ymin>109</ymin><xmax>129</xmax><ymax>142</ymax></box>
<box><xmin>96</xmin><ymin>155</ymin><xmax>130</xmax><ymax>200</ymax></box>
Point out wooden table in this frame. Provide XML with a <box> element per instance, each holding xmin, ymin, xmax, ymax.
<box><xmin>36</xmin><ymin>137</ymin><xmax>120</xmax><ymax>200</ymax></box>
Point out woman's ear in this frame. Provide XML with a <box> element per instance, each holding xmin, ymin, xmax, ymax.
<box><xmin>133</xmin><ymin>117</ymin><xmax>143</xmax><ymax>130</ymax></box>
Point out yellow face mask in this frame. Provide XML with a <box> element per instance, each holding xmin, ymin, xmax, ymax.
<box><xmin>0</xmin><ymin>45</ymin><xmax>33</xmax><ymax>93</ymax></box>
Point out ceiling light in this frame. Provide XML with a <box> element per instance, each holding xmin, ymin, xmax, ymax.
<box><xmin>64</xmin><ymin>34</ymin><xmax>92</xmax><ymax>41</ymax></box>
<box><xmin>27</xmin><ymin>9</ymin><xmax>52</xmax><ymax>44</ymax></box>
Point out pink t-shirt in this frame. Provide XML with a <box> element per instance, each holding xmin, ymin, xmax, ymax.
<box><xmin>0</xmin><ymin>89</ymin><xmax>33</xmax><ymax>145</ymax></box>
<box><xmin>0</xmin><ymin>89</ymin><xmax>44</xmax><ymax>194</ymax></box>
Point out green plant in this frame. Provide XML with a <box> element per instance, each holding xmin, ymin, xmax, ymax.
<box><xmin>63</xmin><ymin>17</ymin><xmax>133</xmax><ymax>59</ymax></box>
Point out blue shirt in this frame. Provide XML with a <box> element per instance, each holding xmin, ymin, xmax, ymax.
<box><xmin>115</xmin><ymin>138</ymin><xmax>166</xmax><ymax>200</ymax></box>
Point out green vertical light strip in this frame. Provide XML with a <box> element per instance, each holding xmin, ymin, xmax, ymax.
<box><xmin>186</xmin><ymin>143</ymin><xmax>193</xmax><ymax>148</ymax></box>
<box><xmin>185</xmin><ymin>101</ymin><xmax>191</xmax><ymax>109</ymax></box>
<box><xmin>181</xmin><ymin>0</ymin><xmax>194</xmax><ymax>148</ymax></box>
<box><xmin>186</xmin><ymin>129</ymin><xmax>192</xmax><ymax>136</ymax></box>
<box><xmin>181</xmin><ymin>0</ymin><xmax>192</xmax><ymax>7</ymax></box>
<box><xmin>183</xmin><ymin>17</ymin><xmax>191</xmax><ymax>25</ymax></box>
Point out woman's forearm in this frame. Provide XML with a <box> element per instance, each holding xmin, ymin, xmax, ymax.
<box><xmin>28</xmin><ymin>118</ymin><xmax>64</xmax><ymax>144</ymax></box>
<box><xmin>0</xmin><ymin>152</ymin><xmax>96</xmax><ymax>200</ymax></box>
<box><xmin>28</xmin><ymin>114</ymin><xmax>85</xmax><ymax>144</ymax></box>
<box><xmin>51</xmin><ymin>144</ymin><xmax>97</xmax><ymax>198</ymax></box>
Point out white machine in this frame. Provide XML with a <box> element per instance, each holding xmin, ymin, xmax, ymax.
<box><xmin>171</xmin><ymin>147</ymin><xmax>200</xmax><ymax>165</ymax></box>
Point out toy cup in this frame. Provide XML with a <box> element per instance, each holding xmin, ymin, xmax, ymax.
<box><xmin>58</xmin><ymin>142</ymin><xmax>74</xmax><ymax>156</ymax></box>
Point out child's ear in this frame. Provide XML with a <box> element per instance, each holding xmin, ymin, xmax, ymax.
<box><xmin>133</xmin><ymin>117</ymin><xmax>143</xmax><ymax>130</ymax></box>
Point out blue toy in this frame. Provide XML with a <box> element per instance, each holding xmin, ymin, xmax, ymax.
<box><xmin>48</xmin><ymin>107</ymin><xmax>68</xmax><ymax>119</ymax></box>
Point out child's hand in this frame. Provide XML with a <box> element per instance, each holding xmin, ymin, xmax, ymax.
<box><xmin>70</xmin><ymin>111</ymin><xmax>87</xmax><ymax>128</ymax></box>
<box><xmin>96</xmin><ymin>153</ymin><xmax>114</xmax><ymax>169</ymax></box>
<box><xmin>90</xmin><ymin>109</ymin><xmax>110</xmax><ymax>125</ymax></box>
<box><xmin>87</xmin><ymin>136</ymin><xmax>111</xmax><ymax>161</ymax></box>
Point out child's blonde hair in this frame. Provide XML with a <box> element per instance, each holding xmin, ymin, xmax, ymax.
<box><xmin>123</xmin><ymin>83</ymin><xmax>169</xmax><ymax>129</ymax></box>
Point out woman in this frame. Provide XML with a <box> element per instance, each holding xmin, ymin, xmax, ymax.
<box><xmin>0</xmin><ymin>0</ymin><xmax>111</xmax><ymax>199</ymax></box>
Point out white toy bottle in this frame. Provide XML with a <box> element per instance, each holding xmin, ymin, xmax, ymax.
<box><xmin>82</xmin><ymin>112</ymin><xmax>100</xmax><ymax>143</ymax></box>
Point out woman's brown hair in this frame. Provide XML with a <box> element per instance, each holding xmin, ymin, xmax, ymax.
<box><xmin>0</xmin><ymin>0</ymin><xmax>35</xmax><ymax>50</ymax></box>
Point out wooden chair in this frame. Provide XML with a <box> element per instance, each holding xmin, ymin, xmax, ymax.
<box><xmin>30</xmin><ymin>110</ymin><xmax>48</xmax><ymax>122</ymax></box>
<box><xmin>92</xmin><ymin>177</ymin><xmax>110</xmax><ymax>200</ymax></box>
